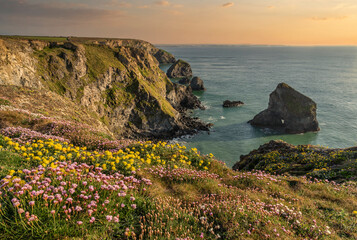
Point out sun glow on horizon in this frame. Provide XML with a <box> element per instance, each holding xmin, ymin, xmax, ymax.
<box><xmin>0</xmin><ymin>0</ymin><xmax>356</xmax><ymax>45</ymax></box>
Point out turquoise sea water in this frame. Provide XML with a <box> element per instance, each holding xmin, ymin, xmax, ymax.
<box><xmin>158</xmin><ymin>45</ymin><xmax>357</xmax><ymax>167</ymax></box>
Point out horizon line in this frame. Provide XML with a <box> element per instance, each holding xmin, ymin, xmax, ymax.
<box><xmin>1</xmin><ymin>34</ymin><xmax>356</xmax><ymax>47</ymax></box>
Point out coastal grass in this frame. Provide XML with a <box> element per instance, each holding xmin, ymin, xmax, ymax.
<box><xmin>0</xmin><ymin>129</ymin><xmax>356</xmax><ymax>239</ymax></box>
<box><xmin>0</xmin><ymin>35</ymin><xmax>68</xmax><ymax>42</ymax></box>
<box><xmin>237</xmin><ymin>141</ymin><xmax>357</xmax><ymax>182</ymax></box>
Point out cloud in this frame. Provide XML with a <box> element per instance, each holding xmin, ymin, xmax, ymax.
<box><xmin>138</xmin><ymin>5</ymin><xmax>150</xmax><ymax>9</ymax></box>
<box><xmin>267</xmin><ymin>6</ymin><xmax>276</xmax><ymax>9</ymax></box>
<box><xmin>105</xmin><ymin>1</ymin><xmax>132</xmax><ymax>8</ymax></box>
<box><xmin>310</xmin><ymin>16</ymin><xmax>348</xmax><ymax>21</ymax></box>
<box><xmin>222</xmin><ymin>2</ymin><xmax>234</xmax><ymax>8</ymax></box>
<box><xmin>0</xmin><ymin>0</ymin><xmax>123</xmax><ymax>22</ymax></box>
<box><xmin>155</xmin><ymin>0</ymin><xmax>170</xmax><ymax>6</ymax></box>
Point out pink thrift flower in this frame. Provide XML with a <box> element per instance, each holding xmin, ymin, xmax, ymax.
<box><xmin>131</xmin><ymin>204</ymin><xmax>136</xmax><ymax>209</ymax></box>
<box><xmin>77</xmin><ymin>221</ymin><xmax>83</xmax><ymax>225</ymax></box>
<box><xmin>106</xmin><ymin>215</ymin><xmax>113</xmax><ymax>222</ymax></box>
<box><xmin>50</xmin><ymin>210</ymin><xmax>56</xmax><ymax>215</ymax></box>
<box><xmin>17</xmin><ymin>208</ymin><xmax>25</xmax><ymax>214</ymax></box>
<box><xmin>29</xmin><ymin>201</ymin><xmax>35</xmax><ymax>206</ymax></box>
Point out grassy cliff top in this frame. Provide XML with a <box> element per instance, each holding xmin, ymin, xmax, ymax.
<box><xmin>0</xmin><ymin>125</ymin><xmax>356</xmax><ymax>239</ymax></box>
<box><xmin>0</xmin><ymin>35</ymin><xmax>151</xmax><ymax>44</ymax></box>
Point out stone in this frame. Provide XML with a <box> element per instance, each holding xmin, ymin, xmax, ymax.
<box><xmin>190</xmin><ymin>76</ymin><xmax>205</xmax><ymax>91</ymax></box>
<box><xmin>166</xmin><ymin>59</ymin><xmax>192</xmax><ymax>78</ymax></box>
<box><xmin>178</xmin><ymin>77</ymin><xmax>191</xmax><ymax>85</ymax></box>
<box><xmin>223</xmin><ymin>100</ymin><xmax>244</xmax><ymax>107</ymax></box>
<box><xmin>153</xmin><ymin>49</ymin><xmax>176</xmax><ymax>64</ymax></box>
<box><xmin>248</xmin><ymin>83</ymin><xmax>319</xmax><ymax>133</ymax></box>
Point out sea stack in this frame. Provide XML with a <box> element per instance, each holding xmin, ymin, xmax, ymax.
<box><xmin>249</xmin><ymin>83</ymin><xmax>319</xmax><ymax>133</ymax></box>
<box><xmin>167</xmin><ymin>59</ymin><xmax>193</xmax><ymax>78</ymax></box>
<box><xmin>190</xmin><ymin>76</ymin><xmax>205</xmax><ymax>91</ymax></box>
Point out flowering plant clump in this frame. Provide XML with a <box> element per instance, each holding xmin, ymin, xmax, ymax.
<box><xmin>146</xmin><ymin>166</ymin><xmax>220</xmax><ymax>183</ymax></box>
<box><xmin>0</xmin><ymin>131</ymin><xmax>356</xmax><ymax>239</ymax></box>
<box><xmin>0</xmin><ymin>161</ymin><xmax>151</xmax><ymax>238</ymax></box>
<box><xmin>0</xmin><ymin>106</ymin><xmax>136</xmax><ymax>151</ymax></box>
<box><xmin>0</xmin><ymin>135</ymin><xmax>213</xmax><ymax>177</ymax></box>
<box><xmin>0</xmin><ymin>127</ymin><xmax>69</xmax><ymax>143</ymax></box>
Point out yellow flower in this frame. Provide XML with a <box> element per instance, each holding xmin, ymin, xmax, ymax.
<box><xmin>9</xmin><ymin>170</ymin><xmax>15</xmax><ymax>176</ymax></box>
<box><xmin>174</xmin><ymin>165</ymin><xmax>178</xmax><ymax>169</ymax></box>
<box><xmin>353</xmin><ymin>211</ymin><xmax>357</xmax><ymax>216</ymax></box>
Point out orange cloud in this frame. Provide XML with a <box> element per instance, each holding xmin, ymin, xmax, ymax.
<box><xmin>155</xmin><ymin>0</ymin><xmax>170</xmax><ymax>6</ymax></box>
<box><xmin>310</xmin><ymin>16</ymin><xmax>348</xmax><ymax>21</ymax></box>
<box><xmin>222</xmin><ymin>2</ymin><xmax>234</xmax><ymax>8</ymax></box>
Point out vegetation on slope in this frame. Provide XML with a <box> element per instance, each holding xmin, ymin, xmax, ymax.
<box><xmin>0</xmin><ymin>126</ymin><xmax>356</xmax><ymax>239</ymax></box>
<box><xmin>235</xmin><ymin>140</ymin><xmax>357</xmax><ymax>182</ymax></box>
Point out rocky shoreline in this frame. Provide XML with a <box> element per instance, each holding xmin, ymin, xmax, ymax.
<box><xmin>0</xmin><ymin>36</ymin><xmax>210</xmax><ymax>141</ymax></box>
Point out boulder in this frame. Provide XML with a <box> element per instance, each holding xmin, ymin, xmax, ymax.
<box><xmin>248</xmin><ymin>83</ymin><xmax>319</xmax><ymax>133</ymax></box>
<box><xmin>178</xmin><ymin>77</ymin><xmax>191</xmax><ymax>85</ymax></box>
<box><xmin>167</xmin><ymin>59</ymin><xmax>192</xmax><ymax>78</ymax></box>
<box><xmin>190</xmin><ymin>76</ymin><xmax>205</xmax><ymax>91</ymax></box>
<box><xmin>153</xmin><ymin>49</ymin><xmax>176</xmax><ymax>64</ymax></box>
<box><xmin>223</xmin><ymin>100</ymin><xmax>244</xmax><ymax>108</ymax></box>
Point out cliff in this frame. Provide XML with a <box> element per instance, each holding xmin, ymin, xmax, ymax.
<box><xmin>0</xmin><ymin>36</ymin><xmax>206</xmax><ymax>139</ymax></box>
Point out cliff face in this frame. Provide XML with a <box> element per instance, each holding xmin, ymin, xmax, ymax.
<box><xmin>0</xmin><ymin>37</ymin><xmax>206</xmax><ymax>139</ymax></box>
<box><xmin>72</xmin><ymin>37</ymin><xmax>176</xmax><ymax>64</ymax></box>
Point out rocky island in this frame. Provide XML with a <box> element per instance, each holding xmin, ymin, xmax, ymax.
<box><xmin>249</xmin><ymin>83</ymin><xmax>319</xmax><ymax>133</ymax></box>
<box><xmin>223</xmin><ymin>100</ymin><xmax>244</xmax><ymax>107</ymax></box>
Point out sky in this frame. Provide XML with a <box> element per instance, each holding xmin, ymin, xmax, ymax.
<box><xmin>0</xmin><ymin>0</ymin><xmax>356</xmax><ymax>45</ymax></box>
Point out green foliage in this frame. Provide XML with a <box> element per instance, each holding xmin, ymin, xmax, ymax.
<box><xmin>239</xmin><ymin>143</ymin><xmax>357</xmax><ymax>182</ymax></box>
<box><xmin>84</xmin><ymin>44</ymin><xmax>125</xmax><ymax>82</ymax></box>
<box><xmin>1</xmin><ymin>35</ymin><xmax>67</xmax><ymax>42</ymax></box>
<box><xmin>0</xmin><ymin>98</ymin><xmax>11</xmax><ymax>106</ymax></box>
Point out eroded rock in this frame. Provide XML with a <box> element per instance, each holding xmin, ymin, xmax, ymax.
<box><xmin>249</xmin><ymin>83</ymin><xmax>319</xmax><ymax>133</ymax></box>
<box><xmin>190</xmin><ymin>76</ymin><xmax>205</xmax><ymax>91</ymax></box>
<box><xmin>166</xmin><ymin>59</ymin><xmax>192</xmax><ymax>78</ymax></box>
<box><xmin>223</xmin><ymin>100</ymin><xmax>244</xmax><ymax>107</ymax></box>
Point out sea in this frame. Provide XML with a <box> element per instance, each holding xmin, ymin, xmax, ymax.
<box><xmin>158</xmin><ymin>45</ymin><xmax>357</xmax><ymax>167</ymax></box>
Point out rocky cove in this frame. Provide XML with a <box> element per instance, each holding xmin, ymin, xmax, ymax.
<box><xmin>1</xmin><ymin>37</ymin><xmax>357</xmax><ymax>239</ymax></box>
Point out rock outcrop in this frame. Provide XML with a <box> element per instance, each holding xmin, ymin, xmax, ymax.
<box><xmin>0</xmin><ymin>36</ymin><xmax>208</xmax><ymax>139</ymax></box>
<box><xmin>81</xmin><ymin>38</ymin><xmax>176</xmax><ymax>64</ymax></box>
<box><xmin>166</xmin><ymin>60</ymin><xmax>192</xmax><ymax>78</ymax></box>
<box><xmin>223</xmin><ymin>100</ymin><xmax>244</xmax><ymax>108</ymax></box>
<box><xmin>233</xmin><ymin>140</ymin><xmax>357</xmax><ymax>181</ymax></box>
<box><xmin>178</xmin><ymin>77</ymin><xmax>191</xmax><ymax>85</ymax></box>
<box><xmin>190</xmin><ymin>76</ymin><xmax>205</xmax><ymax>91</ymax></box>
<box><xmin>153</xmin><ymin>49</ymin><xmax>176</xmax><ymax>64</ymax></box>
<box><xmin>249</xmin><ymin>83</ymin><xmax>319</xmax><ymax>133</ymax></box>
